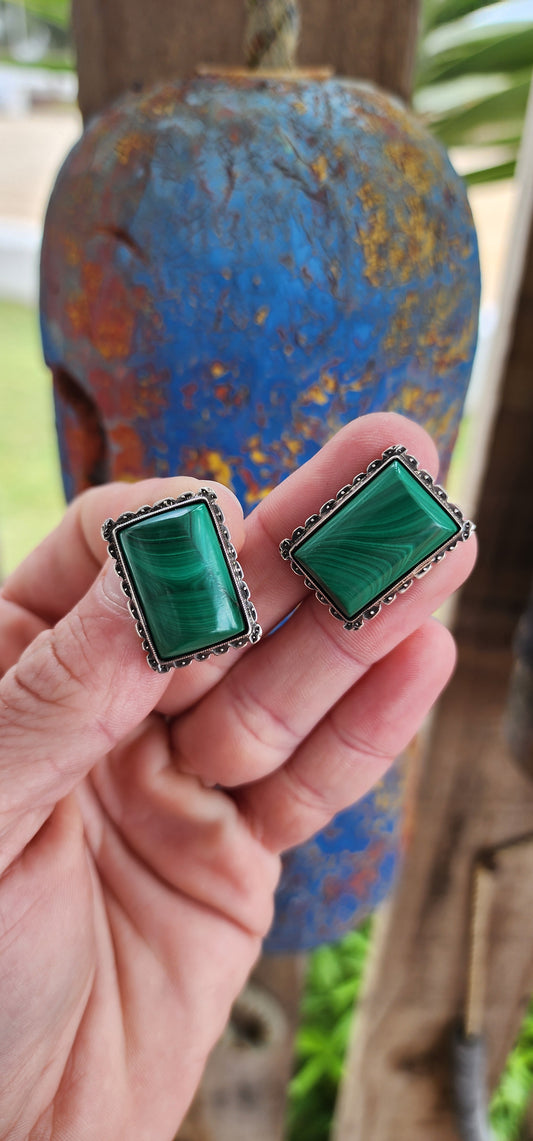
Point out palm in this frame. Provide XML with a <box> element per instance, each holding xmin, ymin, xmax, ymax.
<box><xmin>2</xmin><ymin>679</ymin><xmax>280</xmax><ymax>1140</ymax></box>
<box><xmin>0</xmin><ymin>415</ymin><xmax>476</xmax><ymax>1141</ymax></box>
<box><xmin>3</xmin><ymin>719</ymin><xmax>278</xmax><ymax>1139</ymax></box>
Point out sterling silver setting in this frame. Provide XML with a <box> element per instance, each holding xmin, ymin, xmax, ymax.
<box><xmin>280</xmin><ymin>445</ymin><xmax>475</xmax><ymax>631</ymax></box>
<box><xmin>102</xmin><ymin>487</ymin><xmax>262</xmax><ymax>672</ymax></box>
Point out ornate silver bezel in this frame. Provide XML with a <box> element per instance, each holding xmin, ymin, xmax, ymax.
<box><xmin>102</xmin><ymin>488</ymin><xmax>262</xmax><ymax>671</ymax></box>
<box><xmin>279</xmin><ymin>445</ymin><xmax>475</xmax><ymax>631</ymax></box>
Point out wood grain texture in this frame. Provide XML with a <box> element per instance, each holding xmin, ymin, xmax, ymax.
<box><xmin>72</xmin><ymin>0</ymin><xmax>421</xmax><ymax>121</ymax></box>
<box><xmin>504</xmin><ymin>586</ymin><xmax>533</xmax><ymax>776</ymax></box>
<box><xmin>333</xmin><ymin>646</ymin><xmax>533</xmax><ymax>1141</ymax></box>
<box><xmin>522</xmin><ymin>1095</ymin><xmax>533</xmax><ymax>1140</ymax></box>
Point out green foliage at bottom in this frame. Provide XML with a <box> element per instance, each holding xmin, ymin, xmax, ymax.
<box><xmin>288</xmin><ymin>921</ymin><xmax>533</xmax><ymax>1141</ymax></box>
<box><xmin>286</xmin><ymin>923</ymin><xmax>372</xmax><ymax>1141</ymax></box>
<box><xmin>491</xmin><ymin>1002</ymin><xmax>533</xmax><ymax>1141</ymax></box>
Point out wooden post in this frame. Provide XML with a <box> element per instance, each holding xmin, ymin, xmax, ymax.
<box><xmin>72</xmin><ymin>0</ymin><xmax>421</xmax><ymax>122</ymax></box>
<box><xmin>521</xmin><ymin>1095</ymin><xmax>533</xmax><ymax>1140</ymax></box>
<box><xmin>334</xmin><ymin>85</ymin><xmax>533</xmax><ymax>1141</ymax></box>
<box><xmin>504</xmin><ymin>585</ymin><xmax>533</xmax><ymax>776</ymax></box>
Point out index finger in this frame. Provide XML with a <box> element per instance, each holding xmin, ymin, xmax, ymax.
<box><xmin>1</xmin><ymin>477</ymin><xmax>245</xmax><ymax>625</ymax></box>
<box><xmin>157</xmin><ymin>411</ymin><xmax>446</xmax><ymax>713</ymax></box>
<box><xmin>1</xmin><ymin>413</ymin><xmax>452</xmax><ymax>715</ymax></box>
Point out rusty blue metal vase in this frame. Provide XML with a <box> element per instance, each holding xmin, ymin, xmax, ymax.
<box><xmin>40</xmin><ymin>74</ymin><xmax>480</xmax><ymax>951</ymax></box>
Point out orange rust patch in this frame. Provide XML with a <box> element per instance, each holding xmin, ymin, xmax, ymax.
<box><xmin>254</xmin><ymin>306</ymin><xmax>270</xmax><ymax>326</ymax></box>
<box><xmin>109</xmin><ymin>423</ymin><xmax>146</xmax><ymax>476</ymax></box>
<box><xmin>311</xmin><ymin>155</ymin><xmax>328</xmax><ymax>183</ymax></box>
<box><xmin>384</xmin><ymin>140</ymin><xmax>434</xmax><ymax>195</ymax></box>
<box><xmin>93</xmin><ymin>305</ymin><xmax>135</xmax><ymax>361</ymax></box>
<box><xmin>204</xmin><ymin>450</ymin><xmax>233</xmax><ymax>486</ymax></box>
<box><xmin>285</xmin><ymin>437</ymin><xmax>303</xmax><ymax>456</ymax></box>
<box><xmin>299</xmin><ymin>382</ymin><xmax>329</xmax><ymax>406</ymax></box>
<box><xmin>62</xmin><ymin>234</ymin><xmax>81</xmax><ymax>268</ymax></box>
<box><xmin>115</xmin><ymin>132</ymin><xmax>146</xmax><ymax>166</ymax></box>
<box><xmin>356</xmin><ymin>183</ymin><xmax>390</xmax><ymax>288</ymax></box>
<box><xmin>418</xmin><ymin>288</ymin><xmax>478</xmax><ymax>372</ymax></box>
<box><xmin>382</xmin><ymin>292</ymin><xmax>418</xmax><ymax>356</ymax></box>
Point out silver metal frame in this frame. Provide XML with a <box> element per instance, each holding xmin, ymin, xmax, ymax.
<box><xmin>280</xmin><ymin>445</ymin><xmax>475</xmax><ymax>631</ymax></box>
<box><xmin>102</xmin><ymin>488</ymin><xmax>262</xmax><ymax>671</ymax></box>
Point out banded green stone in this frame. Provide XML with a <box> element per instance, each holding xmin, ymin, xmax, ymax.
<box><xmin>117</xmin><ymin>501</ymin><xmax>247</xmax><ymax>661</ymax></box>
<box><xmin>293</xmin><ymin>460</ymin><xmax>460</xmax><ymax>620</ymax></box>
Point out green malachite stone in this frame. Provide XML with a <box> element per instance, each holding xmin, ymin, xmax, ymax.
<box><xmin>293</xmin><ymin>460</ymin><xmax>460</xmax><ymax>620</ymax></box>
<box><xmin>117</xmin><ymin>501</ymin><xmax>247</xmax><ymax>660</ymax></box>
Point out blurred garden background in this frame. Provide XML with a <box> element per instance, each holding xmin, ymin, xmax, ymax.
<box><xmin>0</xmin><ymin>1</ymin><xmax>532</xmax><ymax>1138</ymax></box>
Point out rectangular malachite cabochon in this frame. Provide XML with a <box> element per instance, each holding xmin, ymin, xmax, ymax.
<box><xmin>116</xmin><ymin>501</ymin><xmax>247</xmax><ymax>661</ymax></box>
<box><xmin>292</xmin><ymin>460</ymin><xmax>461</xmax><ymax>620</ymax></box>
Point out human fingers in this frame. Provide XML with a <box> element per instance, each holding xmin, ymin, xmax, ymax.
<box><xmin>171</xmin><ymin>521</ymin><xmax>474</xmax><ymax>788</ymax></box>
<box><xmin>246</xmin><ymin>411</ymin><xmax>441</xmax><ymax>624</ymax></box>
<box><xmin>2</xmin><ymin>414</ymin><xmax>440</xmax><ymax>718</ymax></box>
<box><xmin>1</xmin><ymin>477</ymin><xmax>244</xmax><ymax>625</ymax></box>
<box><xmin>82</xmin><ymin>717</ymin><xmax>280</xmax><ymax>937</ymax></box>
<box><xmin>235</xmin><ymin>619</ymin><xmax>456</xmax><ymax>853</ymax></box>
<box><xmin>0</xmin><ymin>477</ymin><xmax>245</xmax><ymax>712</ymax></box>
<box><xmin>0</xmin><ymin>559</ymin><xmax>171</xmax><ymax>869</ymax></box>
<box><xmin>158</xmin><ymin>411</ymin><xmax>443</xmax><ymax>715</ymax></box>
<box><xmin>0</xmin><ymin>598</ymin><xmax>48</xmax><ymax>676</ymax></box>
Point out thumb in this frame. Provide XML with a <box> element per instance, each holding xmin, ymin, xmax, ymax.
<box><xmin>0</xmin><ymin>559</ymin><xmax>167</xmax><ymax>868</ymax></box>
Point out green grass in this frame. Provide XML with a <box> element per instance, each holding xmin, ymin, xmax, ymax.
<box><xmin>0</xmin><ymin>301</ymin><xmax>64</xmax><ymax>577</ymax></box>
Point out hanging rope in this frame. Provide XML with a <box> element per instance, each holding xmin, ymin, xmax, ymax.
<box><xmin>244</xmin><ymin>0</ymin><xmax>300</xmax><ymax>70</ymax></box>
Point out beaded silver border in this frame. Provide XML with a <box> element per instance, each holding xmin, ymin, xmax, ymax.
<box><xmin>102</xmin><ymin>488</ymin><xmax>262</xmax><ymax>671</ymax></box>
<box><xmin>280</xmin><ymin>445</ymin><xmax>475</xmax><ymax>631</ymax></box>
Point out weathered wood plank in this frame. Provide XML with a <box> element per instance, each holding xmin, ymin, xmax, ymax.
<box><xmin>334</xmin><ymin>647</ymin><xmax>533</xmax><ymax>1141</ymax></box>
<box><xmin>72</xmin><ymin>0</ymin><xmax>421</xmax><ymax>121</ymax></box>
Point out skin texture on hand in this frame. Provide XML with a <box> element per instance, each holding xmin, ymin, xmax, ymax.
<box><xmin>0</xmin><ymin>414</ymin><xmax>476</xmax><ymax>1141</ymax></box>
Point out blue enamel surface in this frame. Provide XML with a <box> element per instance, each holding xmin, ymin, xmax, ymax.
<box><xmin>40</xmin><ymin>75</ymin><xmax>480</xmax><ymax>950</ymax></box>
<box><xmin>264</xmin><ymin>761</ymin><xmax>405</xmax><ymax>952</ymax></box>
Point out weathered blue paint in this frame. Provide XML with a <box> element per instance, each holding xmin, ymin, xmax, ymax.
<box><xmin>40</xmin><ymin>75</ymin><xmax>480</xmax><ymax>951</ymax></box>
<box><xmin>264</xmin><ymin>761</ymin><xmax>405</xmax><ymax>952</ymax></box>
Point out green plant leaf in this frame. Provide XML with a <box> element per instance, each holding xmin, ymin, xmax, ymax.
<box><xmin>415</xmin><ymin>0</ymin><xmax>533</xmax><ymax>186</ymax></box>
<box><xmin>465</xmin><ymin>158</ymin><xmax>517</xmax><ymax>184</ymax></box>
<box><xmin>296</xmin><ymin>1026</ymin><xmax>334</xmax><ymax>1058</ymax></box>
<box><xmin>418</xmin><ymin>25</ymin><xmax>533</xmax><ymax>85</ymax></box>
<box><xmin>490</xmin><ymin>996</ymin><xmax>533</xmax><ymax>1140</ymax></box>
<box><xmin>289</xmin><ymin>1055</ymin><xmax>330</xmax><ymax>1100</ymax></box>
<box><xmin>415</xmin><ymin>72</ymin><xmax>515</xmax><ymax>115</ymax></box>
<box><xmin>287</xmin><ymin>922</ymin><xmax>373</xmax><ymax>1141</ymax></box>
<box><xmin>424</xmin><ymin>0</ymin><xmax>501</xmax><ymax>30</ymax></box>
<box><xmin>424</xmin><ymin>76</ymin><xmax>530</xmax><ymax>146</ymax></box>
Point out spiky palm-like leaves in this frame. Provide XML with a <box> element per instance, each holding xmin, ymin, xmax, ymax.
<box><xmin>415</xmin><ymin>0</ymin><xmax>533</xmax><ymax>182</ymax></box>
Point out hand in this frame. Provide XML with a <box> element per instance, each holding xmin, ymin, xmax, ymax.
<box><xmin>0</xmin><ymin>414</ymin><xmax>475</xmax><ymax>1141</ymax></box>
